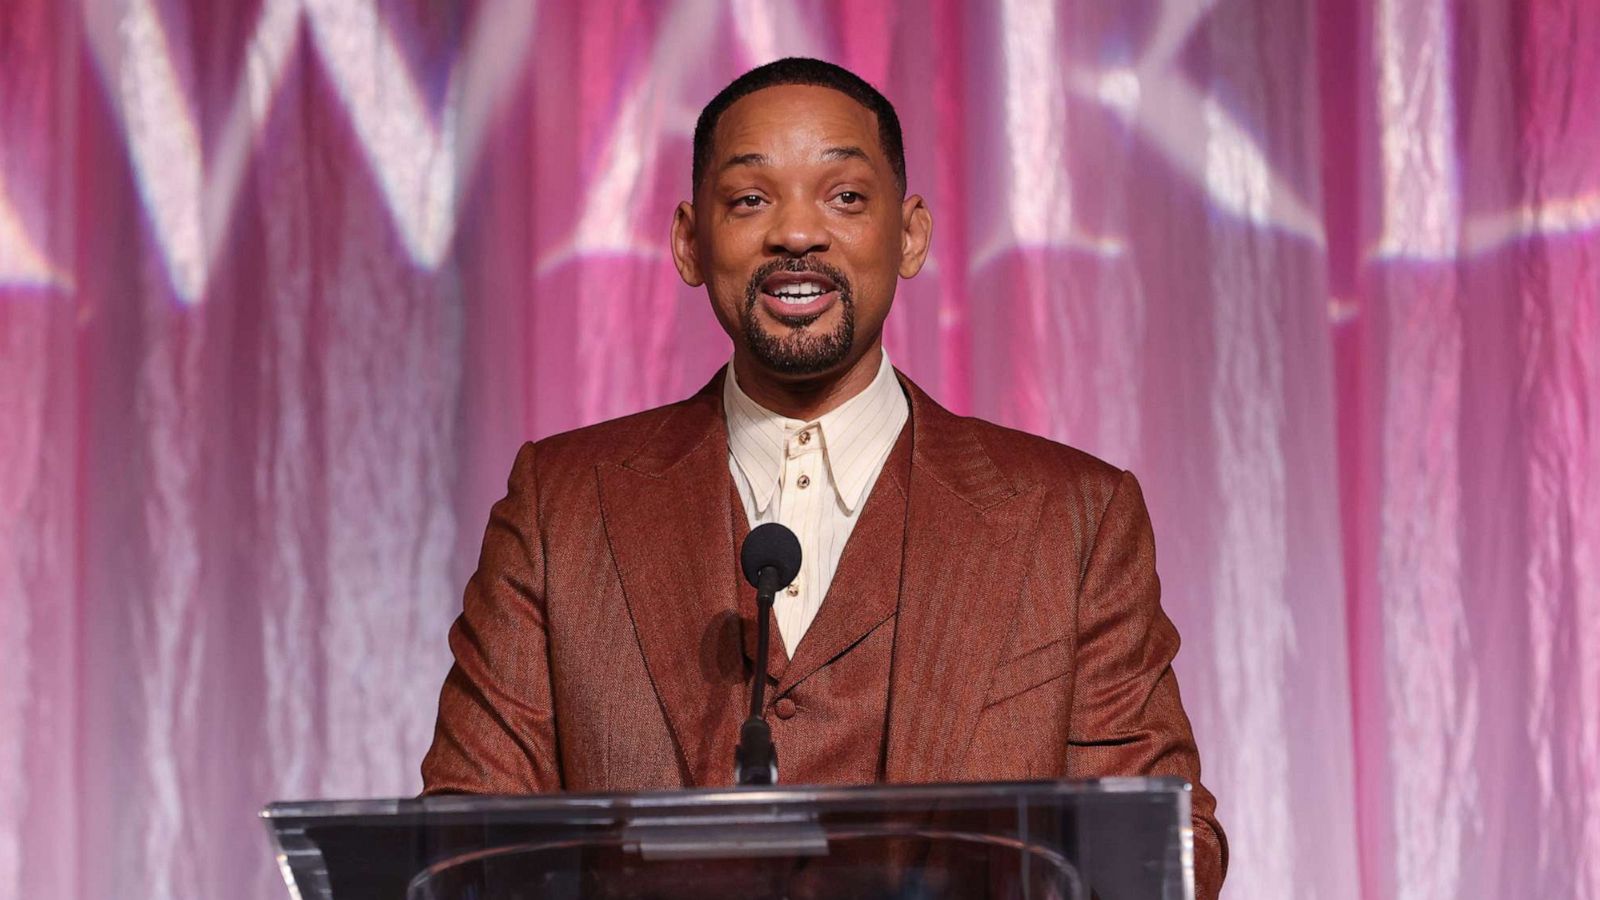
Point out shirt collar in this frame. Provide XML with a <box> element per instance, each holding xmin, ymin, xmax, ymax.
<box><xmin>724</xmin><ymin>352</ymin><xmax>909</xmax><ymax>515</ymax></box>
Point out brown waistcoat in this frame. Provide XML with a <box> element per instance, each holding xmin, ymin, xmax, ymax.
<box><xmin>730</xmin><ymin>422</ymin><xmax>910</xmax><ymax>786</ymax></box>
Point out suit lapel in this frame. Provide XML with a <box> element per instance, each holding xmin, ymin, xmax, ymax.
<box><xmin>597</xmin><ymin>374</ymin><xmax>746</xmax><ymax>787</ymax></box>
<box><xmin>884</xmin><ymin>376</ymin><xmax>1045</xmax><ymax>783</ymax></box>
<box><xmin>774</xmin><ymin>425</ymin><xmax>910</xmax><ymax>697</ymax></box>
<box><xmin>596</xmin><ymin>369</ymin><xmax>1042</xmax><ymax>786</ymax></box>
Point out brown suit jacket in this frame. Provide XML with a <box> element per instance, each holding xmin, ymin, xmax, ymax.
<box><xmin>422</xmin><ymin>370</ymin><xmax>1227</xmax><ymax>898</ymax></box>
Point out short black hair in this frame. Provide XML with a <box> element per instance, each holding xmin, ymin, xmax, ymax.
<box><xmin>692</xmin><ymin>57</ymin><xmax>907</xmax><ymax>197</ymax></box>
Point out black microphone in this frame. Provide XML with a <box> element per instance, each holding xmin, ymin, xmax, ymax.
<box><xmin>734</xmin><ymin>523</ymin><xmax>802</xmax><ymax>786</ymax></box>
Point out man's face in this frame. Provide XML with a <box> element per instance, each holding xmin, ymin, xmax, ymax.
<box><xmin>672</xmin><ymin>84</ymin><xmax>930</xmax><ymax>380</ymax></box>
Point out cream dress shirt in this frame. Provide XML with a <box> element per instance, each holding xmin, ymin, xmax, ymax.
<box><xmin>724</xmin><ymin>352</ymin><xmax>910</xmax><ymax>656</ymax></box>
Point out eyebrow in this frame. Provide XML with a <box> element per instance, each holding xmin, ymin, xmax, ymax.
<box><xmin>719</xmin><ymin>152</ymin><xmax>770</xmax><ymax>172</ymax></box>
<box><xmin>717</xmin><ymin>145</ymin><xmax>874</xmax><ymax>174</ymax></box>
<box><xmin>820</xmin><ymin>145</ymin><xmax>872</xmax><ymax>165</ymax></box>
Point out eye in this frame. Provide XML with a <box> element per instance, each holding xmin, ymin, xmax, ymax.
<box><xmin>835</xmin><ymin>191</ymin><xmax>863</xmax><ymax>206</ymax></box>
<box><xmin>733</xmin><ymin>194</ymin><xmax>765</xmax><ymax>208</ymax></box>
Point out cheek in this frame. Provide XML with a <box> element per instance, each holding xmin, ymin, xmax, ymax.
<box><xmin>702</xmin><ymin>237</ymin><xmax>759</xmax><ymax>293</ymax></box>
<box><xmin>851</xmin><ymin>273</ymin><xmax>897</xmax><ymax>320</ymax></box>
<box><xmin>711</xmin><ymin>269</ymin><xmax>750</xmax><ymax>302</ymax></box>
<box><xmin>841</xmin><ymin>251</ymin><xmax>897</xmax><ymax>307</ymax></box>
<box><xmin>840</xmin><ymin>222</ymin><xmax>904</xmax><ymax>296</ymax></box>
<box><xmin>705</xmin><ymin>271</ymin><xmax>750</xmax><ymax>327</ymax></box>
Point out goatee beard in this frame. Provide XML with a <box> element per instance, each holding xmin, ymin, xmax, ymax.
<box><xmin>742</xmin><ymin>258</ymin><xmax>855</xmax><ymax>375</ymax></box>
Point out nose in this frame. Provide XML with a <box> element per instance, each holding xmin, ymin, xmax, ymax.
<box><xmin>764</xmin><ymin>199</ymin><xmax>831</xmax><ymax>257</ymax></box>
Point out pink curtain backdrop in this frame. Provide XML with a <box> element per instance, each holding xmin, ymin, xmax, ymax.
<box><xmin>1</xmin><ymin>1</ymin><xmax>1596</xmax><ymax>897</ymax></box>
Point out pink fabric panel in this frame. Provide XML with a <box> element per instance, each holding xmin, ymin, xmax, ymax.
<box><xmin>0</xmin><ymin>1</ymin><xmax>1594</xmax><ymax>898</ymax></box>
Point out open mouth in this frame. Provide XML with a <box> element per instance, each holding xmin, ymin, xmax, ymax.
<box><xmin>760</xmin><ymin>271</ymin><xmax>838</xmax><ymax>303</ymax></box>
<box><xmin>755</xmin><ymin>268</ymin><xmax>843</xmax><ymax>321</ymax></box>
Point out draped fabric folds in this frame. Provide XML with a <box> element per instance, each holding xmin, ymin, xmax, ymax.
<box><xmin>0</xmin><ymin>1</ymin><xmax>1596</xmax><ymax>898</ymax></box>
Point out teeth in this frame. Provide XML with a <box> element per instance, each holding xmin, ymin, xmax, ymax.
<box><xmin>769</xmin><ymin>280</ymin><xmax>831</xmax><ymax>300</ymax></box>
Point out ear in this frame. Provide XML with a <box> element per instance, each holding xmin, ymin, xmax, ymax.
<box><xmin>897</xmin><ymin>194</ymin><xmax>932</xmax><ymax>279</ymax></box>
<box><xmin>670</xmin><ymin>201</ymin><xmax>704</xmax><ymax>286</ymax></box>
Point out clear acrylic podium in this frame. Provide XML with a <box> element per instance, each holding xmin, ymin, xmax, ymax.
<box><xmin>262</xmin><ymin>777</ymin><xmax>1193</xmax><ymax>900</ymax></box>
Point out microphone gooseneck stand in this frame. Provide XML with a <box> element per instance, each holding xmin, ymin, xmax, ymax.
<box><xmin>735</xmin><ymin>523</ymin><xmax>802</xmax><ymax>786</ymax></box>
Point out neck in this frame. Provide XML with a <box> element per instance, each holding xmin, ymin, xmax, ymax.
<box><xmin>731</xmin><ymin>343</ymin><xmax>885</xmax><ymax>421</ymax></box>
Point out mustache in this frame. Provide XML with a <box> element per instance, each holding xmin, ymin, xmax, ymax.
<box><xmin>745</xmin><ymin>257</ymin><xmax>852</xmax><ymax>302</ymax></box>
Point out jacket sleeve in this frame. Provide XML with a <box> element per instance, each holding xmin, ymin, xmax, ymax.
<box><xmin>421</xmin><ymin>441</ymin><xmax>562</xmax><ymax>794</ymax></box>
<box><xmin>1064</xmin><ymin>470</ymin><xmax>1228</xmax><ymax>900</ymax></box>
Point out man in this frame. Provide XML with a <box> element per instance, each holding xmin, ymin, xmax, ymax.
<box><xmin>423</xmin><ymin>57</ymin><xmax>1226</xmax><ymax>897</ymax></box>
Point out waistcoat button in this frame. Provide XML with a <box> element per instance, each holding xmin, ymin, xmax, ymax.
<box><xmin>774</xmin><ymin>698</ymin><xmax>797</xmax><ymax>719</ymax></box>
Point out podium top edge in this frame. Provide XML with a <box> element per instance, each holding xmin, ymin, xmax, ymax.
<box><xmin>260</xmin><ymin>776</ymin><xmax>1190</xmax><ymax>821</ymax></box>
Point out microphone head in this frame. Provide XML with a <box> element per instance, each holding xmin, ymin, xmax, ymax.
<box><xmin>740</xmin><ymin>523</ymin><xmax>802</xmax><ymax>590</ymax></box>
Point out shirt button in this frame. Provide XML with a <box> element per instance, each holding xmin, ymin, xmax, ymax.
<box><xmin>786</xmin><ymin>583</ymin><xmax>799</xmax><ymax>596</ymax></box>
<box><xmin>774</xmin><ymin>698</ymin><xmax>797</xmax><ymax>719</ymax></box>
<box><xmin>797</xmin><ymin>474</ymin><xmax>811</xmax><ymax>489</ymax></box>
<box><xmin>798</xmin><ymin>431</ymin><xmax>812</xmax><ymax>445</ymax></box>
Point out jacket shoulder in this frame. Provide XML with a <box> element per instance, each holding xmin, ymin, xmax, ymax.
<box><xmin>509</xmin><ymin>375</ymin><xmax>724</xmax><ymax>489</ymax></box>
<box><xmin>529</xmin><ymin>403</ymin><xmax>679</xmax><ymax>466</ymax></box>
<box><xmin>901</xmin><ymin>374</ymin><xmax>1128</xmax><ymax>511</ymax></box>
<box><xmin>957</xmin><ymin>414</ymin><xmax>1126</xmax><ymax>495</ymax></box>
<box><xmin>493</xmin><ymin>401</ymin><xmax>694</xmax><ymax>523</ymax></box>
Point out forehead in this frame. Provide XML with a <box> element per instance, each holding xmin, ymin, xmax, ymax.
<box><xmin>712</xmin><ymin>83</ymin><xmax>884</xmax><ymax>168</ymax></box>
